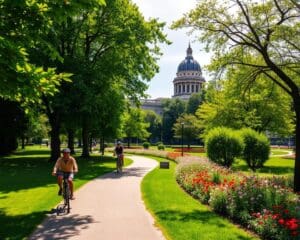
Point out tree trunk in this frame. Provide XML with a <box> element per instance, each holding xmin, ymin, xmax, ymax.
<box><xmin>78</xmin><ymin>138</ymin><xmax>82</xmax><ymax>147</ymax></box>
<box><xmin>21</xmin><ymin>136</ymin><xmax>25</xmax><ymax>149</ymax></box>
<box><xmin>89</xmin><ymin>136</ymin><xmax>93</xmax><ymax>153</ymax></box>
<box><xmin>49</xmin><ymin>120</ymin><xmax>61</xmax><ymax>162</ymax></box>
<box><xmin>67</xmin><ymin>129</ymin><xmax>75</xmax><ymax>154</ymax></box>
<box><xmin>127</xmin><ymin>137</ymin><xmax>131</xmax><ymax>148</ymax></box>
<box><xmin>100</xmin><ymin>136</ymin><xmax>105</xmax><ymax>155</ymax></box>
<box><xmin>43</xmin><ymin>96</ymin><xmax>61</xmax><ymax>162</ymax></box>
<box><xmin>293</xmin><ymin>97</ymin><xmax>300</xmax><ymax>192</ymax></box>
<box><xmin>81</xmin><ymin>117</ymin><xmax>89</xmax><ymax>157</ymax></box>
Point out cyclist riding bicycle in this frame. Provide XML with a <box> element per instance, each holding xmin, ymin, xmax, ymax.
<box><xmin>113</xmin><ymin>141</ymin><xmax>124</xmax><ymax>173</ymax></box>
<box><xmin>52</xmin><ymin>148</ymin><xmax>78</xmax><ymax>200</ymax></box>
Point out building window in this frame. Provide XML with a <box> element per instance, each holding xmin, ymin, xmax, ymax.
<box><xmin>187</xmin><ymin>85</ymin><xmax>190</xmax><ymax>92</ymax></box>
<box><xmin>196</xmin><ymin>85</ymin><xmax>199</xmax><ymax>92</ymax></box>
<box><xmin>179</xmin><ymin>85</ymin><xmax>181</xmax><ymax>93</ymax></box>
<box><xmin>183</xmin><ymin>85</ymin><xmax>185</xmax><ymax>92</ymax></box>
<box><xmin>192</xmin><ymin>85</ymin><xmax>194</xmax><ymax>92</ymax></box>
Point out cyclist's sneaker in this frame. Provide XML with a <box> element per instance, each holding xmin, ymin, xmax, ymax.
<box><xmin>70</xmin><ymin>195</ymin><xmax>75</xmax><ymax>200</ymax></box>
<box><xmin>58</xmin><ymin>188</ymin><xmax>62</xmax><ymax>195</ymax></box>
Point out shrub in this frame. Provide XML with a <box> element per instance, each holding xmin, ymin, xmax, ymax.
<box><xmin>240</xmin><ymin>128</ymin><xmax>270</xmax><ymax>171</ymax></box>
<box><xmin>157</xmin><ymin>144</ymin><xmax>165</xmax><ymax>150</ymax></box>
<box><xmin>155</xmin><ymin>141</ymin><xmax>163</xmax><ymax>146</ymax></box>
<box><xmin>142</xmin><ymin>141</ymin><xmax>150</xmax><ymax>149</ymax></box>
<box><xmin>205</xmin><ymin>127</ymin><xmax>244</xmax><ymax>167</ymax></box>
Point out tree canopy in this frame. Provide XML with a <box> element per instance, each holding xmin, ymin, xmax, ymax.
<box><xmin>173</xmin><ymin>0</ymin><xmax>300</xmax><ymax>191</ymax></box>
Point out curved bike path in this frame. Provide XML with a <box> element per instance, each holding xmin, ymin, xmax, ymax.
<box><xmin>29</xmin><ymin>155</ymin><xmax>165</xmax><ymax>240</ymax></box>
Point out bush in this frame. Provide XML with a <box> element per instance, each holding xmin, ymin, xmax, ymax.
<box><xmin>205</xmin><ymin>127</ymin><xmax>244</xmax><ymax>167</ymax></box>
<box><xmin>157</xmin><ymin>144</ymin><xmax>165</xmax><ymax>150</ymax></box>
<box><xmin>142</xmin><ymin>142</ymin><xmax>150</xmax><ymax>149</ymax></box>
<box><xmin>240</xmin><ymin>128</ymin><xmax>270</xmax><ymax>171</ymax></box>
<box><xmin>155</xmin><ymin>141</ymin><xmax>163</xmax><ymax>146</ymax></box>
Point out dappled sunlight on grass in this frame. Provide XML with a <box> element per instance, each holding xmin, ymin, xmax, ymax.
<box><xmin>232</xmin><ymin>157</ymin><xmax>294</xmax><ymax>176</ymax></box>
<box><xmin>0</xmin><ymin>146</ymin><xmax>130</xmax><ymax>239</ymax></box>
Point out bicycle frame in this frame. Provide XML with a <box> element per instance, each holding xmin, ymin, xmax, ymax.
<box><xmin>62</xmin><ymin>172</ymin><xmax>71</xmax><ymax>213</ymax></box>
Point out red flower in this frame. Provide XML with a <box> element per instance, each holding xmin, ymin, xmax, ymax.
<box><xmin>278</xmin><ymin>219</ymin><xmax>285</xmax><ymax>225</ymax></box>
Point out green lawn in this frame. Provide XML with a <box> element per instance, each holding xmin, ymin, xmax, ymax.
<box><xmin>232</xmin><ymin>156</ymin><xmax>295</xmax><ymax>176</ymax></box>
<box><xmin>141</xmin><ymin>156</ymin><xmax>258</xmax><ymax>240</ymax></box>
<box><xmin>0</xmin><ymin>146</ymin><xmax>131</xmax><ymax>240</ymax></box>
<box><xmin>180</xmin><ymin>150</ymin><xmax>294</xmax><ymax>176</ymax></box>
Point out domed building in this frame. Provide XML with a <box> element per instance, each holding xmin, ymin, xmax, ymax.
<box><xmin>141</xmin><ymin>44</ymin><xmax>206</xmax><ymax>116</ymax></box>
<box><xmin>172</xmin><ymin>44</ymin><xmax>205</xmax><ymax>100</ymax></box>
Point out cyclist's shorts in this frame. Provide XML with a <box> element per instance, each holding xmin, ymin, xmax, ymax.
<box><xmin>56</xmin><ymin>171</ymin><xmax>74</xmax><ymax>179</ymax></box>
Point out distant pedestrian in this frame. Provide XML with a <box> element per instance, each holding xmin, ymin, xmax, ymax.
<box><xmin>113</xmin><ymin>141</ymin><xmax>124</xmax><ymax>173</ymax></box>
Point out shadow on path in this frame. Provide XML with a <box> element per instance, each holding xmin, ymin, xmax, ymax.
<box><xmin>29</xmin><ymin>213</ymin><xmax>97</xmax><ymax>240</ymax></box>
<box><xmin>99</xmin><ymin>166</ymin><xmax>151</xmax><ymax>180</ymax></box>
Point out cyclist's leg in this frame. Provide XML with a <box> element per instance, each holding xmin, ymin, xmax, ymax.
<box><xmin>119</xmin><ymin>155</ymin><xmax>123</xmax><ymax>172</ymax></box>
<box><xmin>57</xmin><ymin>175</ymin><xmax>63</xmax><ymax>195</ymax></box>
<box><xmin>116</xmin><ymin>157</ymin><xmax>119</xmax><ymax>172</ymax></box>
<box><xmin>121</xmin><ymin>154</ymin><xmax>124</xmax><ymax>166</ymax></box>
<box><xmin>68</xmin><ymin>173</ymin><xmax>75</xmax><ymax>199</ymax></box>
<box><xmin>68</xmin><ymin>179</ymin><xmax>73</xmax><ymax>197</ymax></box>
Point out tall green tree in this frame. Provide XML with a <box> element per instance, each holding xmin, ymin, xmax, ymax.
<box><xmin>161</xmin><ymin>98</ymin><xmax>186</xmax><ymax>144</ymax></box>
<box><xmin>174</xmin><ymin>0</ymin><xmax>300</xmax><ymax>191</ymax></box>
<box><xmin>0</xmin><ymin>0</ymin><xmax>79</xmax><ymax>103</ymax></box>
<box><xmin>173</xmin><ymin>114</ymin><xmax>201</xmax><ymax>148</ymax></box>
<box><xmin>144</xmin><ymin>110</ymin><xmax>162</xmax><ymax>143</ymax></box>
<box><xmin>32</xmin><ymin>0</ymin><xmax>167</xmax><ymax>160</ymax></box>
<box><xmin>196</xmin><ymin>75</ymin><xmax>294</xmax><ymax>136</ymax></box>
<box><xmin>122</xmin><ymin>108</ymin><xmax>150</xmax><ymax>147</ymax></box>
<box><xmin>186</xmin><ymin>91</ymin><xmax>205</xmax><ymax>114</ymax></box>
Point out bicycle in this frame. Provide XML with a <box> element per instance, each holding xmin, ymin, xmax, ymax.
<box><xmin>56</xmin><ymin>172</ymin><xmax>71</xmax><ymax>215</ymax></box>
<box><xmin>116</xmin><ymin>154</ymin><xmax>124</xmax><ymax>173</ymax></box>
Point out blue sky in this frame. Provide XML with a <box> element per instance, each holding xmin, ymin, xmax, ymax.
<box><xmin>131</xmin><ymin>0</ymin><xmax>212</xmax><ymax>99</ymax></box>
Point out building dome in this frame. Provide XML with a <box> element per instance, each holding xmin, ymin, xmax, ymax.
<box><xmin>177</xmin><ymin>44</ymin><xmax>201</xmax><ymax>73</ymax></box>
<box><xmin>172</xmin><ymin>43</ymin><xmax>205</xmax><ymax>100</ymax></box>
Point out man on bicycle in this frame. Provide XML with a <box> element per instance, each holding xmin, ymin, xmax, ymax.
<box><xmin>114</xmin><ymin>141</ymin><xmax>124</xmax><ymax>173</ymax></box>
<box><xmin>52</xmin><ymin>148</ymin><xmax>78</xmax><ymax>200</ymax></box>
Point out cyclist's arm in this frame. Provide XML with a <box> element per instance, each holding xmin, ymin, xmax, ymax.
<box><xmin>73</xmin><ymin>158</ymin><xmax>78</xmax><ymax>173</ymax></box>
<box><xmin>52</xmin><ymin>158</ymin><xmax>61</xmax><ymax>175</ymax></box>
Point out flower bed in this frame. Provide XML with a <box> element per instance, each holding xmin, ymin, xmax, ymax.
<box><xmin>176</xmin><ymin>157</ymin><xmax>299</xmax><ymax>240</ymax></box>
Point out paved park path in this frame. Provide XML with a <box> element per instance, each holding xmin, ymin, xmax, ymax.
<box><xmin>29</xmin><ymin>156</ymin><xmax>165</xmax><ymax>240</ymax></box>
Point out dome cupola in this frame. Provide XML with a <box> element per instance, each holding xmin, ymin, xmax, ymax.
<box><xmin>172</xmin><ymin>43</ymin><xmax>205</xmax><ymax>100</ymax></box>
<box><xmin>177</xmin><ymin>43</ymin><xmax>201</xmax><ymax>73</ymax></box>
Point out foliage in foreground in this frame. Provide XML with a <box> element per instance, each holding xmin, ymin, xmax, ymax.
<box><xmin>176</xmin><ymin>157</ymin><xmax>299</xmax><ymax>240</ymax></box>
